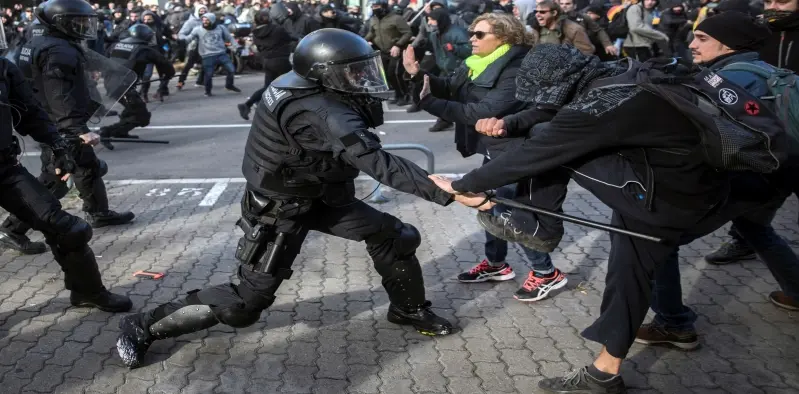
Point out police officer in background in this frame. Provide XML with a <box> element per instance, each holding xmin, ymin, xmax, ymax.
<box><xmin>0</xmin><ymin>23</ymin><xmax>131</xmax><ymax>312</ymax></box>
<box><xmin>116</xmin><ymin>29</ymin><xmax>488</xmax><ymax>368</ymax></box>
<box><xmin>99</xmin><ymin>24</ymin><xmax>175</xmax><ymax>150</ymax></box>
<box><xmin>0</xmin><ymin>0</ymin><xmax>135</xmax><ymax>255</ymax></box>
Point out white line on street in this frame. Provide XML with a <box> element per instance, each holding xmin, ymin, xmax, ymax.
<box><xmin>198</xmin><ymin>181</ymin><xmax>229</xmax><ymax>206</ymax></box>
<box><xmin>382</xmin><ymin>101</ymin><xmax>410</xmax><ymax>113</ymax></box>
<box><xmin>106</xmin><ymin>174</ymin><xmax>467</xmax><ymax>186</ymax></box>
<box><xmin>21</xmin><ymin>151</ymin><xmax>41</xmax><ymax>157</ymax></box>
<box><xmin>89</xmin><ymin>120</ymin><xmax>435</xmax><ymax>131</ymax></box>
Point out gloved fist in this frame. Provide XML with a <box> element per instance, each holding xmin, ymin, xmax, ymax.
<box><xmin>51</xmin><ymin>148</ymin><xmax>76</xmax><ymax>181</ymax></box>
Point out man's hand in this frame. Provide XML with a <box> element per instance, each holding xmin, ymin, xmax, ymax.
<box><xmin>420</xmin><ymin>75</ymin><xmax>431</xmax><ymax>100</ymax></box>
<box><xmin>428</xmin><ymin>174</ymin><xmax>460</xmax><ymax>194</ymax></box>
<box><xmin>474</xmin><ymin>117</ymin><xmax>506</xmax><ymax>137</ymax></box>
<box><xmin>402</xmin><ymin>45</ymin><xmax>420</xmax><ymax>76</ymax></box>
<box><xmin>604</xmin><ymin>45</ymin><xmax>619</xmax><ymax>56</ymax></box>
<box><xmin>390</xmin><ymin>45</ymin><xmax>401</xmax><ymax>57</ymax></box>
<box><xmin>454</xmin><ymin>193</ymin><xmax>496</xmax><ymax>211</ymax></box>
<box><xmin>79</xmin><ymin>132</ymin><xmax>101</xmax><ymax>146</ymax></box>
<box><xmin>51</xmin><ymin>149</ymin><xmax>76</xmax><ymax>182</ymax></box>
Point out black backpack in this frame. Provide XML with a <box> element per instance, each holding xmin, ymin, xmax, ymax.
<box><xmin>606</xmin><ymin>4</ymin><xmax>637</xmax><ymax>41</ymax></box>
<box><xmin>588</xmin><ymin>58</ymin><xmax>791</xmax><ymax>173</ymax></box>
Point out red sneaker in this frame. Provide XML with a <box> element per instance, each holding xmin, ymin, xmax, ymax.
<box><xmin>457</xmin><ymin>259</ymin><xmax>516</xmax><ymax>283</ymax></box>
<box><xmin>514</xmin><ymin>269</ymin><xmax>567</xmax><ymax>302</ymax></box>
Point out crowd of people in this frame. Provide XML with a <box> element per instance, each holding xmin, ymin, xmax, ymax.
<box><xmin>0</xmin><ymin>0</ymin><xmax>797</xmax><ymax>393</ymax></box>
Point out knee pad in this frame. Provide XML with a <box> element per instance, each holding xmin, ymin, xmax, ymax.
<box><xmin>393</xmin><ymin>223</ymin><xmax>421</xmax><ymax>257</ymax></box>
<box><xmin>50</xmin><ymin>212</ymin><xmax>93</xmax><ymax>246</ymax></box>
<box><xmin>214</xmin><ymin>302</ymin><xmax>270</xmax><ymax>328</ymax></box>
<box><xmin>97</xmin><ymin>159</ymin><xmax>108</xmax><ymax>177</ymax></box>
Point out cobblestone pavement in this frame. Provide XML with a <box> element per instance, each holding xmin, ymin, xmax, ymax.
<box><xmin>0</xmin><ymin>181</ymin><xmax>797</xmax><ymax>394</ymax></box>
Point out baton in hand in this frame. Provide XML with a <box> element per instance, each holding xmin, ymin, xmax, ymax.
<box><xmin>489</xmin><ymin>196</ymin><xmax>667</xmax><ymax>244</ymax></box>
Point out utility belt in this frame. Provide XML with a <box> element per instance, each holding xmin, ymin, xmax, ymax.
<box><xmin>234</xmin><ymin>189</ymin><xmax>313</xmax><ymax>275</ymax></box>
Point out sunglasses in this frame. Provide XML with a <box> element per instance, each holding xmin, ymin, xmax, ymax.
<box><xmin>468</xmin><ymin>30</ymin><xmax>492</xmax><ymax>39</ymax></box>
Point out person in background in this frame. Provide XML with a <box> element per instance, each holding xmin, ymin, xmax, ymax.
<box><xmin>425</xmin><ymin>6</ymin><xmax>471</xmax><ymax>132</ymax></box>
<box><xmin>624</xmin><ymin>0</ymin><xmax>670</xmax><ymax>60</ymax></box>
<box><xmin>531</xmin><ymin>0</ymin><xmax>595</xmax><ymax>55</ymax></box>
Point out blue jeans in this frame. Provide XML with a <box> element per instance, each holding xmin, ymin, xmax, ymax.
<box><xmin>486</xmin><ymin>183</ymin><xmax>555</xmax><ymax>274</ymax></box>
<box><xmin>202</xmin><ymin>53</ymin><xmax>236</xmax><ymax>94</ymax></box>
<box><xmin>652</xmin><ymin>174</ymin><xmax>799</xmax><ymax>331</ymax></box>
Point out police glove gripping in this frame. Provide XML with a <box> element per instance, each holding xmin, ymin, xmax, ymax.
<box><xmin>49</xmin><ymin>140</ymin><xmax>77</xmax><ymax>179</ymax></box>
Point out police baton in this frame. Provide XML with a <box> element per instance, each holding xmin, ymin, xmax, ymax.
<box><xmin>102</xmin><ymin>138</ymin><xmax>170</xmax><ymax>144</ymax></box>
<box><xmin>489</xmin><ymin>196</ymin><xmax>667</xmax><ymax>244</ymax></box>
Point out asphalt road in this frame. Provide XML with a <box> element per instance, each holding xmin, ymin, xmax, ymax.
<box><xmin>17</xmin><ymin>72</ymin><xmax>484</xmax><ymax>180</ymax></box>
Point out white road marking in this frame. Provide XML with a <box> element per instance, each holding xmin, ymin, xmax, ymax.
<box><xmin>105</xmin><ymin>174</ymin><xmax>466</xmax><ymax>186</ymax></box>
<box><xmin>382</xmin><ymin>101</ymin><xmax>411</xmax><ymax>113</ymax></box>
<box><xmin>198</xmin><ymin>182</ymin><xmax>229</xmax><ymax>206</ymax></box>
<box><xmin>89</xmin><ymin>120</ymin><xmax>435</xmax><ymax>131</ymax></box>
<box><xmin>21</xmin><ymin>151</ymin><xmax>41</xmax><ymax>157</ymax></box>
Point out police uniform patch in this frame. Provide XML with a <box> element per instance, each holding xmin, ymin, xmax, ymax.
<box><xmin>263</xmin><ymin>85</ymin><xmax>293</xmax><ymax>113</ymax></box>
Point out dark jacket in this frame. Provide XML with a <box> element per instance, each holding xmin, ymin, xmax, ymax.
<box><xmin>413</xmin><ymin>44</ymin><xmax>531</xmax><ymax>158</ymax></box>
<box><xmin>761</xmin><ymin>12</ymin><xmax>799</xmax><ymax>71</ymax></box>
<box><xmin>252</xmin><ymin>23</ymin><xmax>292</xmax><ymax>59</ymax></box>
<box><xmin>428</xmin><ymin>10</ymin><xmax>471</xmax><ymax>74</ymax></box>
<box><xmin>282</xmin><ymin>2</ymin><xmax>321</xmax><ymax>45</ymax></box>
<box><xmin>364</xmin><ymin>12</ymin><xmax>412</xmax><ymax>52</ymax></box>
<box><xmin>707</xmin><ymin>51</ymin><xmax>772</xmax><ymax>100</ymax></box>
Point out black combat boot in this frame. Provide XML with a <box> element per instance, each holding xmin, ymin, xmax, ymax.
<box><xmin>86</xmin><ymin>210</ymin><xmax>135</xmax><ymax>228</ymax></box>
<box><xmin>387</xmin><ymin>301</ymin><xmax>454</xmax><ymax>336</ymax></box>
<box><xmin>237</xmin><ymin>103</ymin><xmax>251</xmax><ymax>120</ymax></box>
<box><xmin>0</xmin><ymin>230</ymin><xmax>46</xmax><ymax>254</ymax></box>
<box><xmin>428</xmin><ymin>118</ymin><xmax>454</xmax><ymax>132</ymax></box>
<box><xmin>70</xmin><ymin>289</ymin><xmax>132</xmax><ymax>312</ymax></box>
<box><xmin>117</xmin><ymin>296</ymin><xmax>219</xmax><ymax>368</ymax></box>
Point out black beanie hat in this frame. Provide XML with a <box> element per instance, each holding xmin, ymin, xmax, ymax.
<box><xmin>695</xmin><ymin>11</ymin><xmax>771</xmax><ymax>51</ymax></box>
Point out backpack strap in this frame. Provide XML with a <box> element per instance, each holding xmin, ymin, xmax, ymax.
<box><xmin>720</xmin><ymin>62</ymin><xmax>773</xmax><ymax>79</ymax></box>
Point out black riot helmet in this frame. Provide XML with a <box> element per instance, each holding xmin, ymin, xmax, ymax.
<box><xmin>255</xmin><ymin>8</ymin><xmax>270</xmax><ymax>26</ymax></box>
<box><xmin>127</xmin><ymin>23</ymin><xmax>154</xmax><ymax>43</ymax></box>
<box><xmin>38</xmin><ymin>0</ymin><xmax>98</xmax><ymax>40</ymax></box>
<box><xmin>277</xmin><ymin>28</ymin><xmax>391</xmax><ymax>99</ymax></box>
<box><xmin>268</xmin><ymin>2</ymin><xmax>290</xmax><ymax>25</ymax></box>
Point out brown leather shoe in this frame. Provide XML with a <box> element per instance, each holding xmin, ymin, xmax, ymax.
<box><xmin>769</xmin><ymin>291</ymin><xmax>799</xmax><ymax>311</ymax></box>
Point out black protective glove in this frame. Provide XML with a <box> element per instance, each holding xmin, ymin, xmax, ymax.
<box><xmin>49</xmin><ymin>140</ymin><xmax>77</xmax><ymax>178</ymax></box>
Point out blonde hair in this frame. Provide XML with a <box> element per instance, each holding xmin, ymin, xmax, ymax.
<box><xmin>470</xmin><ymin>13</ymin><xmax>534</xmax><ymax>46</ymax></box>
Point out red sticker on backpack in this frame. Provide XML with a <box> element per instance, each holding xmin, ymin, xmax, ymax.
<box><xmin>745</xmin><ymin>100</ymin><xmax>760</xmax><ymax>116</ymax></box>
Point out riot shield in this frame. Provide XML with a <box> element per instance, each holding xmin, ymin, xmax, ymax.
<box><xmin>82</xmin><ymin>45</ymin><xmax>138</xmax><ymax>121</ymax></box>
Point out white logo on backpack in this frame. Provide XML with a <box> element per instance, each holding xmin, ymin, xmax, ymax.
<box><xmin>719</xmin><ymin>88</ymin><xmax>738</xmax><ymax>105</ymax></box>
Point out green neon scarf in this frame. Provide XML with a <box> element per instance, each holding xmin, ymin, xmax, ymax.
<box><xmin>464</xmin><ymin>44</ymin><xmax>511</xmax><ymax>80</ymax></box>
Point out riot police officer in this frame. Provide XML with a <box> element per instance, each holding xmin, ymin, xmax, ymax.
<box><xmin>117</xmin><ymin>28</ymin><xmax>482</xmax><ymax>368</ymax></box>
<box><xmin>99</xmin><ymin>24</ymin><xmax>175</xmax><ymax>150</ymax></box>
<box><xmin>0</xmin><ymin>30</ymin><xmax>131</xmax><ymax>312</ymax></box>
<box><xmin>0</xmin><ymin>0</ymin><xmax>134</xmax><ymax>255</ymax></box>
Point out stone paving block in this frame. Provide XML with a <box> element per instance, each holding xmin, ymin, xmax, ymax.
<box><xmin>1</xmin><ymin>183</ymin><xmax>796</xmax><ymax>394</ymax></box>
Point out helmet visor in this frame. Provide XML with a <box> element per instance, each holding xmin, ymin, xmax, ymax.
<box><xmin>321</xmin><ymin>55</ymin><xmax>391</xmax><ymax>98</ymax></box>
<box><xmin>53</xmin><ymin>14</ymin><xmax>98</xmax><ymax>40</ymax></box>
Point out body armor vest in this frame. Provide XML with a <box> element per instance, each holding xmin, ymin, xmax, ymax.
<box><xmin>17</xmin><ymin>35</ymin><xmax>77</xmax><ymax>114</ymax></box>
<box><xmin>242</xmin><ymin>85</ymin><xmax>361</xmax><ymax>198</ymax></box>
<box><xmin>109</xmin><ymin>38</ymin><xmax>148</xmax><ymax>78</ymax></box>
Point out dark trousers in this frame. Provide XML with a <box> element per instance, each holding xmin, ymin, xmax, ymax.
<box><xmin>0</xmin><ymin>163</ymin><xmax>104</xmax><ymax>293</ymax></box>
<box><xmin>98</xmin><ymin>90</ymin><xmax>151</xmax><ymax>138</ymax></box>
<box><xmin>481</xmin><ymin>156</ymin><xmax>555</xmax><ymax>272</ymax></box>
<box><xmin>652</xmin><ymin>181</ymin><xmax>799</xmax><ymax>330</ymax></box>
<box><xmin>2</xmin><ymin>141</ymin><xmax>109</xmax><ymax>236</ymax></box>
<box><xmin>189</xmin><ymin>186</ymin><xmax>428</xmax><ymax>327</ymax></box>
<box><xmin>246</xmin><ymin>56</ymin><xmax>293</xmax><ymax>107</ymax></box>
<box><xmin>178</xmin><ymin>48</ymin><xmax>204</xmax><ymax>85</ymax></box>
<box><xmin>201</xmin><ymin>53</ymin><xmax>236</xmax><ymax>94</ymax></box>
<box><xmin>380</xmin><ymin>51</ymin><xmax>407</xmax><ymax>99</ymax></box>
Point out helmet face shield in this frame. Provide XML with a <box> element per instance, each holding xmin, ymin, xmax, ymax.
<box><xmin>319</xmin><ymin>54</ymin><xmax>392</xmax><ymax>99</ymax></box>
<box><xmin>53</xmin><ymin>14</ymin><xmax>98</xmax><ymax>39</ymax></box>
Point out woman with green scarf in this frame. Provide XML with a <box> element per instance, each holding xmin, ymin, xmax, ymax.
<box><xmin>402</xmin><ymin>12</ymin><xmax>532</xmax><ymax>159</ymax></box>
<box><xmin>402</xmin><ymin>14</ymin><xmax>567</xmax><ymax>303</ymax></box>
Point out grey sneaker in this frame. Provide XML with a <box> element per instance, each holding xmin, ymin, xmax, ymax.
<box><xmin>477</xmin><ymin>211</ymin><xmax>560</xmax><ymax>253</ymax></box>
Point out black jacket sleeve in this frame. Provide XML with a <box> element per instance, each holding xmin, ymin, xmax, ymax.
<box><xmin>501</xmin><ymin>106</ymin><xmax>556</xmax><ymax>138</ymax></box>
<box><xmin>39</xmin><ymin>45</ymin><xmax>91</xmax><ymax>136</ymax></box>
<box><xmin>418</xmin><ymin>67</ymin><xmax>525</xmax><ymax>126</ymax></box>
<box><xmin>451</xmin><ymin>109</ymin><xmax>612</xmax><ymax>193</ymax></box>
<box><xmin>5</xmin><ymin>59</ymin><xmax>62</xmax><ymax>147</ymax></box>
<box><xmin>296</xmin><ymin>110</ymin><xmax>454</xmax><ymax>206</ymax></box>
